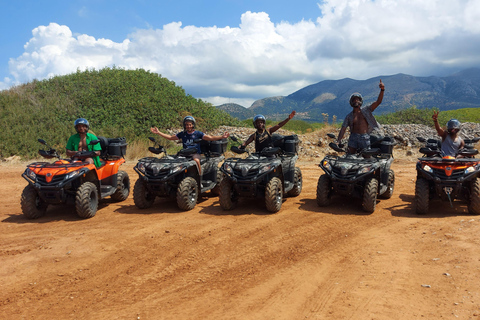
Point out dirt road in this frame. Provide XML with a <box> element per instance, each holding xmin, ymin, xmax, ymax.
<box><xmin>1</xmin><ymin>158</ymin><xmax>480</xmax><ymax>319</ymax></box>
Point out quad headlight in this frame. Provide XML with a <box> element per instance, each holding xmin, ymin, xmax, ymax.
<box><xmin>422</xmin><ymin>164</ymin><xmax>433</xmax><ymax>173</ymax></box>
<box><xmin>171</xmin><ymin>164</ymin><xmax>184</xmax><ymax>174</ymax></box>
<box><xmin>26</xmin><ymin>168</ymin><xmax>36</xmax><ymax>180</ymax></box>
<box><xmin>322</xmin><ymin>160</ymin><xmax>332</xmax><ymax>172</ymax></box>
<box><xmin>358</xmin><ymin>166</ymin><xmax>373</xmax><ymax>175</ymax></box>
<box><xmin>465</xmin><ymin>166</ymin><xmax>477</xmax><ymax>174</ymax></box>
<box><xmin>223</xmin><ymin>162</ymin><xmax>233</xmax><ymax>174</ymax></box>
<box><xmin>65</xmin><ymin>170</ymin><xmax>81</xmax><ymax>180</ymax></box>
<box><xmin>259</xmin><ymin>164</ymin><xmax>272</xmax><ymax>174</ymax></box>
<box><xmin>137</xmin><ymin>162</ymin><xmax>146</xmax><ymax>173</ymax></box>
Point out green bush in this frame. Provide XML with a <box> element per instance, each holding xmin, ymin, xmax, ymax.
<box><xmin>0</xmin><ymin>67</ymin><xmax>242</xmax><ymax>159</ymax></box>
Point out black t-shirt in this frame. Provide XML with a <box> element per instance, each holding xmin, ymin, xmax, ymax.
<box><xmin>253</xmin><ymin>130</ymin><xmax>272</xmax><ymax>152</ymax></box>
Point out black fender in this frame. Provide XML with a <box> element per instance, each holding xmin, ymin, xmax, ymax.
<box><xmin>81</xmin><ymin>169</ymin><xmax>101</xmax><ymax>193</ymax></box>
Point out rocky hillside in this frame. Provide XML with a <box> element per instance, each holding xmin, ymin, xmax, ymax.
<box><xmin>208</xmin><ymin>122</ymin><xmax>480</xmax><ymax>161</ymax></box>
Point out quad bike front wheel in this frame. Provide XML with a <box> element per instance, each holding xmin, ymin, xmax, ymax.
<box><xmin>210</xmin><ymin>167</ymin><xmax>224</xmax><ymax>196</ymax></box>
<box><xmin>75</xmin><ymin>182</ymin><xmax>99</xmax><ymax>219</ymax></box>
<box><xmin>21</xmin><ymin>185</ymin><xmax>48</xmax><ymax>219</ymax></box>
<box><xmin>379</xmin><ymin>169</ymin><xmax>395</xmax><ymax>199</ymax></box>
<box><xmin>468</xmin><ymin>177</ymin><xmax>480</xmax><ymax>215</ymax></box>
<box><xmin>287</xmin><ymin>167</ymin><xmax>302</xmax><ymax>197</ymax></box>
<box><xmin>133</xmin><ymin>179</ymin><xmax>155</xmax><ymax>209</ymax></box>
<box><xmin>415</xmin><ymin>177</ymin><xmax>429</xmax><ymax>215</ymax></box>
<box><xmin>362</xmin><ymin>177</ymin><xmax>378</xmax><ymax>213</ymax></box>
<box><xmin>111</xmin><ymin>170</ymin><xmax>130</xmax><ymax>201</ymax></box>
<box><xmin>176</xmin><ymin>177</ymin><xmax>198</xmax><ymax>211</ymax></box>
<box><xmin>316</xmin><ymin>174</ymin><xmax>332</xmax><ymax>207</ymax></box>
<box><xmin>219</xmin><ymin>178</ymin><xmax>237</xmax><ymax>211</ymax></box>
<box><xmin>265</xmin><ymin>177</ymin><xmax>283</xmax><ymax>213</ymax></box>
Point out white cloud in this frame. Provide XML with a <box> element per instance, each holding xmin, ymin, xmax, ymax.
<box><xmin>3</xmin><ymin>0</ymin><xmax>480</xmax><ymax>106</ymax></box>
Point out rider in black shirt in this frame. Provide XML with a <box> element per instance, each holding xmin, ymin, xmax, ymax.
<box><xmin>241</xmin><ymin>111</ymin><xmax>296</xmax><ymax>152</ymax></box>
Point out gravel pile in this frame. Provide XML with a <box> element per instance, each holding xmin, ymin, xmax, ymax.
<box><xmin>209</xmin><ymin>122</ymin><xmax>480</xmax><ymax>160</ymax></box>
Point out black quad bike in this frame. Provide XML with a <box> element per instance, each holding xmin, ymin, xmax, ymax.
<box><xmin>133</xmin><ymin>137</ymin><xmax>227</xmax><ymax>211</ymax></box>
<box><xmin>219</xmin><ymin>134</ymin><xmax>302</xmax><ymax>213</ymax></box>
<box><xmin>21</xmin><ymin>137</ymin><xmax>130</xmax><ymax>219</ymax></box>
<box><xmin>316</xmin><ymin>133</ymin><xmax>396</xmax><ymax>213</ymax></box>
<box><xmin>414</xmin><ymin>136</ymin><xmax>480</xmax><ymax>215</ymax></box>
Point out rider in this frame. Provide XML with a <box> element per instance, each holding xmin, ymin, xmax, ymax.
<box><xmin>66</xmin><ymin>118</ymin><xmax>102</xmax><ymax>167</ymax></box>
<box><xmin>337</xmin><ymin>80</ymin><xmax>385</xmax><ymax>154</ymax></box>
<box><xmin>432</xmin><ymin>111</ymin><xmax>465</xmax><ymax>157</ymax></box>
<box><xmin>150</xmin><ymin>116</ymin><xmax>229</xmax><ymax>175</ymax></box>
<box><xmin>241</xmin><ymin>111</ymin><xmax>296</xmax><ymax>152</ymax></box>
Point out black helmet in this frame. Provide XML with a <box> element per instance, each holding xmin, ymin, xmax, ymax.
<box><xmin>183</xmin><ymin>116</ymin><xmax>196</xmax><ymax>130</ymax></box>
<box><xmin>74</xmin><ymin>118</ymin><xmax>89</xmax><ymax>132</ymax></box>
<box><xmin>253</xmin><ymin>114</ymin><xmax>266</xmax><ymax>129</ymax></box>
<box><xmin>349</xmin><ymin>93</ymin><xmax>363</xmax><ymax>107</ymax></box>
<box><xmin>447</xmin><ymin>119</ymin><xmax>461</xmax><ymax>133</ymax></box>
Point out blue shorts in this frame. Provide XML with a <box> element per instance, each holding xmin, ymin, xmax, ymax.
<box><xmin>348</xmin><ymin>133</ymin><xmax>370</xmax><ymax>150</ymax></box>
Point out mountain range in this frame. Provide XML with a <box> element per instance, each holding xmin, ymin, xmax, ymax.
<box><xmin>216</xmin><ymin>68</ymin><xmax>480</xmax><ymax>122</ymax></box>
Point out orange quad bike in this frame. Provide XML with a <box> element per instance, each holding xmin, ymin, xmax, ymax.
<box><xmin>21</xmin><ymin>137</ymin><xmax>130</xmax><ymax>219</ymax></box>
<box><xmin>415</xmin><ymin>136</ymin><xmax>480</xmax><ymax>215</ymax></box>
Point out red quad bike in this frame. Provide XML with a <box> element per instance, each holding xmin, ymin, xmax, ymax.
<box><xmin>415</xmin><ymin>136</ymin><xmax>480</xmax><ymax>215</ymax></box>
<box><xmin>21</xmin><ymin>137</ymin><xmax>130</xmax><ymax>219</ymax></box>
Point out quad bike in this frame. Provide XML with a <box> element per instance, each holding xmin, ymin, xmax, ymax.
<box><xmin>414</xmin><ymin>136</ymin><xmax>480</xmax><ymax>215</ymax></box>
<box><xmin>133</xmin><ymin>136</ymin><xmax>227</xmax><ymax>211</ymax></box>
<box><xmin>219</xmin><ymin>134</ymin><xmax>302</xmax><ymax>213</ymax></box>
<box><xmin>316</xmin><ymin>133</ymin><xmax>396</xmax><ymax>213</ymax></box>
<box><xmin>21</xmin><ymin>137</ymin><xmax>130</xmax><ymax>219</ymax></box>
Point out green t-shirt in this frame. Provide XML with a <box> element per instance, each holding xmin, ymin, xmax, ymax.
<box><xmin>66</xmin><ymin>132</ymin><xmax>102</xmax><ymax>167</ymax></box>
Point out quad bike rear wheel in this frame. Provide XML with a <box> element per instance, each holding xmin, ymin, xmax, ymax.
<box><xmin>287</xmin><ymin>167</ymin><xmax>302</xmax><ymax>197</ymax></box>
<box><xmin>265</xmin><ymin>177</ymin><xmax>283</xmax><ymax>213</ymax></box>
<box><xmin>21</xmin><ymin>185</ymin><xmax>48</xmax><ymax>219</ymax></box>
<box><xmin>362</xmin><ymin>177</ymin><xmax>378</xmax><ymax>213</ymax></box>
<box><xmin>133</xmin><ymin>179</ymin><xmax>155</xmax><ymax>209</ymax></box>
<box><xmin>176</xmin><ymin>177</ymin><xmax>198</xmax><ymax>211</ymax></box>
<box><xmin>415</xmin><ymin>177</ymin><xmax>430</xmax><ymax>215</ymax></box>
<box><xmin>111</xmin><ymin>170</ymin><xmax>130</xmax><ymax>201</ymax></box>
<box><xmin>75</xmin><ymin>182</ymin><xmax>99</xmax><ymax>219</ymax></box>
<box><xmin>379</xmin><ymin>169</ymin><xmax>395</xmax><ymax>199</ymax></box>
<box><xmin>316</xmin><ymin>174</ymin><xmax>332</xmax><ymax>207</ymax></box>
<box><xmin>468</xmin><ymin>177</ymin><xmax>480</xmax><ymax>215</ymax></box>
<box><xmin>219</xmin><ymin>178</ymin><xmax>237</xmax><ymax>211</ymax></box>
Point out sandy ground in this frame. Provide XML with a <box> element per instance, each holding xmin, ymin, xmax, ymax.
<box><xmin>1</xmin><ymin>155</ymin><xmax>480</xmax><ymax>320</ymax></box>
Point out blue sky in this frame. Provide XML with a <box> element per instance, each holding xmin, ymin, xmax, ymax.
<box><xmin>1</xmin><ymin>0</ymin><xmax>480</xmax><ymax>107</ymax></box>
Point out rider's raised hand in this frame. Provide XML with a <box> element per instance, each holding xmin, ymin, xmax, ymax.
<box><xmin>150</xmin><ymin>127</ymin><xmax>160</xmax><ymax>134</ymax></box>
<box><xmin>289</xmin><ymin>111</ymin><xmax>296</xmax><ymax>119</ymax></box>
<box><xmin>379</xmin><ymin>79</ymin><xmax>385</xmax><ymax>90</ymax></box>
<box><xmin>432</xmin><ymin>110</ymin><xmax>439</xmax><ymax>121</ymax></box>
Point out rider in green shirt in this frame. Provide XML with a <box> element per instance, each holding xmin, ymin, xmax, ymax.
<box><xmin>66</xmin><ymin>118</ymin><xmax>102</xmax><ymax>167</ymax></box>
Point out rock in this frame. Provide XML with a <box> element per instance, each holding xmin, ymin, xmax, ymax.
<box><xmin>5</xmin><ymin>155</ymin><xmax>21</xmax><ymax>162</ymax></box>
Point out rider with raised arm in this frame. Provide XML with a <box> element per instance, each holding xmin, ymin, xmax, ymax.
<box><xmin>432</xmin><ymin>111</ymin><xmax>465</xmax><ymax>157</ymax></box>
<box><xmin>241</xmin><ymin>111</ymin><xmax>296</xmax><ymax>152</ymax></box>
<box><xmin>150</xmin><ymin>116</ymin><xmax>229</xmax><ymax>175</ymax></box>
<box><xmin>337</xmin><ymin>80</ymin><xmax>385</xmax><ymax>154</ymax></box>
